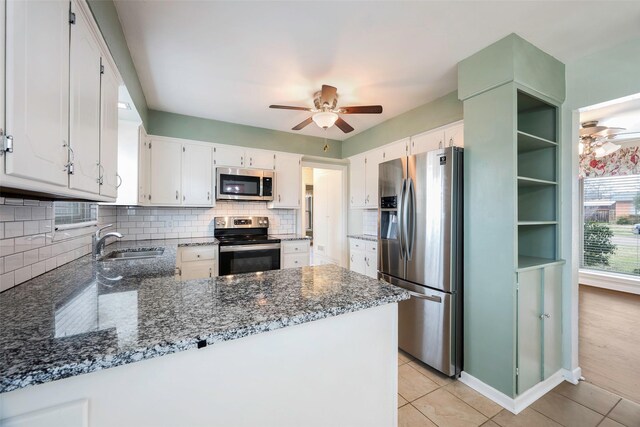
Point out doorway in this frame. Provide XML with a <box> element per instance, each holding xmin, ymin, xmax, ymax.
<box><xmin>300</xmin><ymin>163</ymin><xmax>347</xmax><ymax>267</ymax></box>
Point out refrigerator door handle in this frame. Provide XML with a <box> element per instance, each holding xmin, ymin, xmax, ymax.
<box><xmin>407</xmin><ymin>290</ymin><xmax>442</xmax><ymax>303</ymax></box>
<box><xmin>398</xmin><ymin>178</ymin><xmax>407</xmax><ymax>260</ymax></box>
<box><xmin>406</xmin><ymin>177</ymin><xmax>416</xmax><ymax>260</ymax></box>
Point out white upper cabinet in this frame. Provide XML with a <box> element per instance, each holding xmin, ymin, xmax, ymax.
<box><xmin>138</xmin><ymin>127</ymin><xmax>150</xmax><ymax>205</ymax></box>
<box><xmin>149</xmin><ymin>138</ymin><xmax>182</xmax><ymax>205</ymax></box>
<box><xmin>4</xmin><ymin>0</ymin><xmax>69</xmax><ymax>187</ymax></box>
<box><xmin>214</xmin><ymin>145</ymin><xmax>245</xmax><ymax>167</ymax></box>
<box><xmin>364</xmin><ymin>148</ymin><xmax>384</xmax><ymax>208</ymax></box>
<box><xmin>99</xmin><ymin>59</ymin><xmax>119</xmax><ymax>198</ymax></box>
<box><xmin>269</xmin><ymin>152</ymin><xmax>301</xmax><ymax>209</ymax></box>
<box><xmin>381</xmin><ymin>138</ymin><xmax>409</xmax><ymax>162</ymax></box>
<box><xmin>444</xmin><ymin>122</ymin><xmax>464</xmax><ymax>147</ymax></box>
<box><xmin>410</xmin><ymin>129</ymin><xmax>444</xmax><ymax>155</ymax></box>
<box><xmin>349</xmin><ymin>153</ymin><xmax>367</xmax><ymax>208</ymax></box>
<box><xmin>182</xmin><ymin>143</ymin><xmax>213</xmax><ymax>206</ymax></box>
<box><xmin>68</xmin><ymin>3</ymin><xmax>102</xmax><ymax>195</ymax></box>
<box><xmin>246</xmin><ymin>149</ymin><xmax>274</xmax><ymax>169</ymax></box>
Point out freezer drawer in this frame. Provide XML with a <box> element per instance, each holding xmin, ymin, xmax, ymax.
<box><xmin>383</xmin><ymin>273</ymin><xmax>459</xmax><ymax>376</ymax></box>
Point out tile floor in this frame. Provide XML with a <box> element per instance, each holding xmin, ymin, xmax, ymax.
<box><xmin>397</xmin><ymin>350</ymin><xmax>640</xmax><ymax>427</ymax></box>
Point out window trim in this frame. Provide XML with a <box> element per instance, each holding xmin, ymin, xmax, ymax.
<box><xmin>579</xmin><ymin>268</ymin><xmax>640</xmax><ymax>295</ymax></box>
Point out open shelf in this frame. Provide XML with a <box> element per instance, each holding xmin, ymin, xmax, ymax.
<box><xmin>518</xmin><ymin>223</ymin><xmax>557</xmax><ymax>261</ymax></box>
<box><xmin>518</xmin><ymin>184</ymin><xmax>556</xmax><ymax>222</ymax></box>
<box><xmin>517</xmin><ymin>131</ymin><xmax>557</xmax><ymax>153</ymax></box>
<box><xmin>517</xmin><ymin>92</ymin><xmax>557</xmax><ymax>142</ymax></box>
<box><xmin>517</xmin><ymin>255</ymin><xmax>564</xmax><ymax>271</ymax></box>
<box><xmin>517</xmin><ymin>221</ymin><xmax>557</xmax><ymax>226</ymax></box>
<box><xmin>517</xmin><ymin>177</ymin><xmax>557</xmax><ymax>187</ymax></box>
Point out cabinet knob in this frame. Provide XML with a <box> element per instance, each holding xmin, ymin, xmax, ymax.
<box><xmin>539</xmin><ymin>313</ymin><xmax>551</xmax><ymax>319</ymax></box>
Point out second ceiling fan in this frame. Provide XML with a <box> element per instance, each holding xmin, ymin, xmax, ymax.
<box><xmin>269</xmin><ymin>84</ymin><xmax>383</xmax><ymax>133</ymax></box>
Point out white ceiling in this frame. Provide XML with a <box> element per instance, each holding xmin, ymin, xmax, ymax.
<box><xmin>114</xmin><ymin>1</ymin><xmax>640</xmax><ymax>141</ymax></box>
<box><xmin>581</xmin><ymin>94</ymin><xmax>640</xmax><ymax>143</ymax></box>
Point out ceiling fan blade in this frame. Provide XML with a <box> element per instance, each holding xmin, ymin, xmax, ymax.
<box><xmin>269</xmin><ymin>105</ymin><xmax>313</xmax><ymax>111</ymax></box>
<box><xmin>292</xmin><ymin>117</ymin><xmax>313</xmax><ymax>131</ymax></box>
<box><xmin>594</xmin><ymin>127</ymin><xmax>626</xmax><ymax>137</ymax></box>
<box><xmin>579</xmin><ymin>126</ymin><xmax>608</xmax><ymax>137</ymax></box>
<box><xmin>320</xmin><ymin>85</ymin><xmax>337</xmax><ymax>106</ymax></box>
<box><xmin>335</xmin><ymin>117</ymin><xmax>354</xmax><ymax>133</ymax></box>
<box><xmin>340</xmin><ymin>105</ymin><xmax>383</xmax><ymax>114</ymax></box>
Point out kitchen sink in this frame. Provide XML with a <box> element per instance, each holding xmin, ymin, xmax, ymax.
<box><xmin>101</xmin><ymin>248</ymin><xmax>165</xmax><ymax>261</ymax></box>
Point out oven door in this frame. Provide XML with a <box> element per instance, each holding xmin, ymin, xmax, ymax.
<box><xmin>219</xmin><ymin>243</ymin><xmax>281</xmax><ymax>275</ymax></box>
<box><xmin>216</xmin><ymin>168</ymin><xmax>264</xmax><ymax>200</ymax></box>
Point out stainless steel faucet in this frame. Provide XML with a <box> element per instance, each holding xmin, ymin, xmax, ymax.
<box><xmin>93</xmin><ymin>224</ymin><xmax>124</xmax><ymax>258</ymax></box>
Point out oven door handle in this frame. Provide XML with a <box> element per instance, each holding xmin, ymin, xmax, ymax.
<box><xmin>220</xmin><ymin>243</ymin><xmax>281</xmax><ymax>252</ymax></box>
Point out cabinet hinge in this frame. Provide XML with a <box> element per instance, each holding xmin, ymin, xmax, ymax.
<box><xmin>516</xmin><ymin>367</ymin><xmax>519</xmax><ymax>376</ymax></box>
<box><xmin>149</xmin><ymin>194</ymin><xmax>151</xmax><ymax>201</ymax></box>
<box><xmin>69</xmin><ymin>11</ymin><xmax>76</xmax><ymax>24</ymax></box>
<box><xmin>148</xmin><ymin>142</ymin><xmax>152</xmax><ymax>149</ymax></box>
<box><xmin>1</xmin><ymin>129</ymin><xmax>14</xmax><ymax>154</ymax></box>
<box><xmin>183</xmin><ymin>146</ymin><xmax>186</xmax><ymax>152</ymax></box>
<box><xmin>100</xmin><ymin>64</ymin><xmax>105</xmax><ymax>75</ymax></box>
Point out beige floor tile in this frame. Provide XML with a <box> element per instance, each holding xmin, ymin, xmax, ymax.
<box><xmin>398</xmin><ymin>364</ymin><xmax>440</xmax><ymax>402</ymax></box>
<box><xmin>598</xmin><ymin>417</ymin><xmax>626</xmax><ymax>427</ymax></box>
<box><xmin>408</xmin><ymin>360</ymin><xmax>454</xmax><ymax>387</ymax></box>
<box><xmin>552</xmin><ymin>380</ymin><xmax>621</xmax><ymax>415</ymax></box>
<box><xmin>492</xmin><ymin>408</ymin><xmax>562</xmax><ymax>427</ymax></box>
<box><xmin>399</xmin><ymin>349</ymin><xmax>414</xmax><ymax>366</ymax></box>
<box><xmin>412</xmin><ymin>388</ymin><xmax>487</xmax><ymax>427</ymax></box>
<box><xmin>608</xmin><ymin>399</ymin><xmax>640</xmax><ymax>427</ymax></box>
<box><xmin>398</xmin><ymin>404</ymin><xmax>437</xmax><ymax>427</ymax></box>
<box><xmin>481</xmin><ymin>421</ymin><xmax>500</xmax><ymax>427</ymax></box>
<box><xmin>444</xmin><ymin>381</ymin><xmax>502</xmax><ymax>418</ymax></box>
<box><xmin>531</xmin><ymin>391</ymin><xmax>604</xmax><ymax>427</ymax></box>
<box><xmin>399</xmin><ymin>394</ymin><xmax>409</xmax><ymax>408</ymax></box>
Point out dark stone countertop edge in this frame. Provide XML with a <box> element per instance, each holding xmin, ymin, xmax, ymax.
<box><xmin>347</xmin><ymin>234</ymin><xmax>378</xmax><ymax>242</ymax></box>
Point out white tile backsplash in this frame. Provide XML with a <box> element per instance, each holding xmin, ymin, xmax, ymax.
<box><xmin>362</xmin><ymin>210</ymin><xmax>378</xmax><ymax>236</ymax></box>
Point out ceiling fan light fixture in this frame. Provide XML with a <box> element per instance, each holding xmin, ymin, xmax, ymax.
<box><xmin>594</xmin><ymin>141</ymin><xmax>621</xmax><ymax>158</ymax></box>
<box><xmin>312</xmin><ymin>111</ymin><xmax>339</xmax><ymax>129</ymax></box>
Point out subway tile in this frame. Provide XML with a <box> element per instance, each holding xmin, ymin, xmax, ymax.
<box><xmin>0</xmin><ymin>258</ymin><xmax>4</xmax><ymax>274</ymax></box>
<box><xmin>24</xmin><ymin>220</ymin><xmax>40</xmax><ymax>236</ymax></box>
<box><xmin>45</xmin><ymin>257</ymin><xmax>57</xmax><ymax>272</ymax></box>
<box><xmin>24</xmin><ymin>249</ymin><xmax>39</xmax><ymax>266</ymax></box>
<box><xmin>31</xmin><ymin>260</ymin><xmax>46</xmax><ymax>278</ymax></box>
<box><xmin>5</xmin><ymin>253</ymin><xmax>24</xmax><ymax>272</ymax></box>
<box><xmin>0</xmin><ymin>272</ymin><xmax>15</xmax><ymax>291</ymax></box>
<box><xmin>0</xmin><ymin>239</ymin><xmax>15</xmax><ymax>256</ymax></box>
<box><xmin>14</xmin><ymin>265</ymin><xmax>32</xmax><ymax>285</ymax></box>
<box><xmin>31</xmin><ymin>207</ymin><xmax>46</xmax><ymax>220</ymax></box>
<box><xmin>5</xmin><ymin>222</ymin><xmax>24</xmax><ymax>238</ymax></box>
<box><xmin>4</xmin><ymin>198</ymin><xmax>24</xmax><ymax>205</ymax></box>
<box><xmin>23</xmin><ymin>199</ymin><xmax>40</xmax><ymax>206</ymax></box>
<box><xmin>0</xmin><ymin>206</ymin><xmax>15</xmax><ymax>221</ymax></box>
<box><xmin>14</xmin><ymin>207</ymin><xmax>32</xmax><ymax>220</ymax></box>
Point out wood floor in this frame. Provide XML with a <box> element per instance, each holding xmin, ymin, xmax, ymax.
<box><xmin>579</xmin><ymin>284</ymin><xmax>640</xmax><ymax>404</ymax></box>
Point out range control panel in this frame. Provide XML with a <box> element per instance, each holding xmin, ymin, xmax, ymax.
<box><xmin>214</xmin><ymin>216</ymin><xmax>269</xmax><ymax>229</ymax></box>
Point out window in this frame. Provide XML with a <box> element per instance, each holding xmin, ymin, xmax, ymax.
<box><xmin>581</xmin><ymin>175</ymin><xmax>640</xmax><ymax>277</ymax></box>
<box><xmin>54</xmin><ymin>202</ymin><xmax>98</xmax><ymax>230</ymax></box>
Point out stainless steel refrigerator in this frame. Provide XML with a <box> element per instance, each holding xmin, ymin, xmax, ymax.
<box><xmin>378</xmin><ymin>147</ymin><xmax>462</xmax><ymax>377</ymax></box>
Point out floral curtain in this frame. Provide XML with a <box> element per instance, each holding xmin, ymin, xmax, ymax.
<box><xmin>579</xmin><ymin>145</ymin><xmax>640</xmax><ymax>178</ymax></box>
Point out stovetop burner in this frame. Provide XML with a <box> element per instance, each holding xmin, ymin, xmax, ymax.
<box><xmin>213</xmin><ymin>216</ymin><xmax>280</xmax><ymax>246</ymax></box>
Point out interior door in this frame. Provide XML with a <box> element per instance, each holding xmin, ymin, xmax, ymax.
<box><xmin>69</xmin><ymin>5</ymin><xmax>102</xmax><ymax>194</ymax></box>
<box><xmin>378</xmin><ymin>157</ymin><xmax>406</xmax><ymax>280</ymax></box>
<box><xmin>99</xmin><ymin>60</ymin><xmax>119</xmax><ymax>198</ymax></box>
<box><xmin>5</xmin><ymin>0</ymin><xmax>69</xmax><ymax>186</ymax></box>
<box><xmin>149</xmin><ymin>138</ymin><xmax>182</xmax><ymax>205</ymax></box>
<box><xmin>182</xmin><ymin>143</ymin><xmax>213</xmax><ymax>205</ymax></box>
<box><xmin>405</xmin><ymin>149</ymin><xmax>456</xmax><ymax>292</ymax></box>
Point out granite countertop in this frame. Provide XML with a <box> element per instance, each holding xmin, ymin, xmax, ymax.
<box><xmin>347</xmin><ymin>234</ymin><xmax>378</xmax><ymax>242</ymax></box>
<box><xmin>269</xmin><ymin>234</ymin><xmax>311</xmax><ymax>241</ymax></box>
<box><xmin>0</xmin><ymin>238</ymin><xmax>408</xmax><ymax>394</ymax></box>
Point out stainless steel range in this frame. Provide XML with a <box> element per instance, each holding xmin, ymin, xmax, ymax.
<box><xmin>214</xmin><ymin>216</ymin><xmax>281</xmax><ymax>275</ymax></box>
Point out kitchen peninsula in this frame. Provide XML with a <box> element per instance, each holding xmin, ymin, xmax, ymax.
<box><xmin>0</xmin><ymin>238</ymin><xmax>408</xmax><ymax>426</ymax></box>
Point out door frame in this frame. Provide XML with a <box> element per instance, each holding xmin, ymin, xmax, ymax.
<box><xmin>299</xmin><ymin>160</ymin><xmax>349</xmax><ymax>268</ymax></box>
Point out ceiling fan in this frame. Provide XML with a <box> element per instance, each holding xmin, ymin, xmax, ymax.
<box><xmin>579</xmin><ymin>120</ymin><xmax>627</xmax><ymax>158</ymax></box>
<box><xmin>269</xmin><ymin>84</ymin><xmax>383</xmax><ymax>133</ymax></box>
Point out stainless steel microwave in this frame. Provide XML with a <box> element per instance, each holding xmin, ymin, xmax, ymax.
<box><xmin>216</xmin><ymin>168</ymin><xmax>274</xmax><ymax>201</ymax></box>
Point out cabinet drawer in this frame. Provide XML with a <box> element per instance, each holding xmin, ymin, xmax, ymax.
<box><xmin>349</xmin><ymin>239</ymin><xmax>366</xmax><ymax>252</ymax></box>
<box><xmin>366</xmin><ymin>241</ymin><xmax>378</xmax><ymax>253</ymax></box>
<box><xmin>180</xmin><ymin>246</ymin><xmax>218</xmax><ymax>262</ymax></box>
<box><xmin>179</xmin><ymin>260</ymin><xmax>217</xmax><ymax>280</ymax></box>
<box><xmin>282</xmin><ymin>241</ymin><xmax>309</xmax><ymax>254</ymax></box>
<box><xmin>283</xmin><ymin>253</ymin><xmax>309</xmax><ymax>269</ymax></box>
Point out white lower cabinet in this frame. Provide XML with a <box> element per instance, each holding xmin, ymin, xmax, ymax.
<box><xmin>281</xmin><ymin>240</ymin><xmax>310</xmax><ymax>269</ymax></box>
<box><xmin>349</xmin><ymin>238</ymin><xmax>378</xmax><ymax>279</ymax></box>
<box><xmin>176</xmin><ymin>246</ymin><xmax>218</xmax><ymax>281</ymax></box>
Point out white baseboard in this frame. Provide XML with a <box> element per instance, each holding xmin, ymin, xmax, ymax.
<box><xmin>562</xmin><ymin>367</ymin><xmax>582</xmax><ymax>384</ymax></box>
<box><xmin>459</xmin><ymin>369</ymin><xmax>566</xmax><ymax>414</ymax></box>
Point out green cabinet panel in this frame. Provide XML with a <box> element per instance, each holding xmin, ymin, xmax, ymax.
<box><xmin>517</xmin><ymin>269</ymin><xmax>543</xmax><ymax>394</ymax></box>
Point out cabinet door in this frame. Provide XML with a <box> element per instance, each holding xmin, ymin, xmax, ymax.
<box><xmin>69</xmin><ymin>6</ymin><xmax>102</xmax><ymax>194</ymax></box>
<box><xmin>410</xmin><ymin>130</ymin><xmax>445</xmax><ymax>155</ymax></box>
<box><xmin>180</xmin><ymin>261</ymin><xmax>216</xmax><ymax>281</ymax></box>
<box><xmin>543</xmin><ymin>264</ymin><xmax>562</xmax><ymax>379</ymax></box>
<box><xmin>349</xmin><ymin>154</ymin><xmax>367</xmax><ymax>208</ymax></box>
<box><xmin>246</xmin><ymin>149</ymin><xmax>274</xmax><ymax>169</ymax></box>
<box><xmin>5</xmin><ymin>0</ymin><xmax>69</xmax><ymax>186</ymax></box>
<box><xmin>149</xmin><ymin>138</ymin><xmax>182</xmax><ymax>205</ymax></box>
<box><xmin>182</xmin><ymin>143</ymin><xmax>213</xmax><ymax>206</ymax></box>
<box><xmin>213</xmin><ymin>145</ymin><xmax>245</xmax><ymax>167</ymax></box>
<box><xmin>283</xmin><ymin>253</ymin><xmax>309</xmax><ymax>269</ymax></box>
<box><xmin>350</xmin><ymin>249</ymin><xmax>366</xmax><ymax>275</ymax></box>
<box><xmin>99</xmin><ymin>60</ymin><xmax>119</xmax><ymax>198</ymax></box>
<box><xmin>364</xmin><ymin>148</ymin><xmax>384</xmax><ymax>208</ymax></box>
<box><xmin>517</xmin><ymin>269</ymin><xmax>543</xmax><ymax>394</ymax></box>
<box><xmin>271</xmin><ymin>152</ymin><xmax>301</xmax><ymax>208</ymax></box>
<box><xmin>444</xmin><ymin>122</ymin><xmax>464</xmax><ymax>148</ymax></box>
<box><xmin>138</xmin><ymin>131</ymin><xmax>150</xmax><ymax>205</ymax></box>
<box><xmin>381</xmin><ymin>138</ymin><xmax>409</xmax><ymax>162</ymax></box>
<box><xmin>365</xmin><ymin>242</ymin><xmax>378</xmax><ymax>278</ymax></box>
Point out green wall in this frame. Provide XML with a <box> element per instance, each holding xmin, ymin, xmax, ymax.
<box><xmin>341</xmin><ymin>91</ymin><xmax>463</xmax><ymax>158</ymax></box>
<box><xmin>148</xmin><ymin>110</ymin><xmax>343</xmax><ymax>159</ymax></box>
<box><xmin>86</xmin><ymin>0</ymin><xmax>149</xmax><ymax>127</ymax></box>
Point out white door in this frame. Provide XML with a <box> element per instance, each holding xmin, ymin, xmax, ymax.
<box><xmin>381</xmin><ymin>138</ymin><xmax>409</xmax><ymax>162</ymax></box>
<box><xmin>246</xmin><ymin>149</ymin><xmax>274</xmax><ymax>169</ymax></box>
<box><xmin>99</xmin><ymin>60</ymin><xmax>119</xmax><ymax>198</ymax></box>
<box><xmin>410</xmin><ymin>129</ymin><xmax>445</xmax><ymax>155</ymax></box>
<box><xmin>272</xmin><ymin>152</ymin><xmax>301</xmax><ymax>208</ymax></box>
<box><xmin>138</xmin><ymin>130</ymin><xmax>150</xmax><ymax>205</ymax></box>
<box><xmin>364</xmin><ymin>148</ymin><xmax>384</xmax><ymax>208</ymax></box>
<box><xmin>444</xmin><ymin>122</ymin><xmax>464</xmax><ymax>148</ymax></box>
<box><xmin>349</xmin><ymin>154</ymin><xmax>367</xmax><ymax>208</ymax></box>
<box><xmin>182</xmin><ymin>143</ymin><xmax>213</xmax><ymax>206</ymax></box>
<box><xmin>214</xmin><ymin>145</ymin><xmax>245</xmax><ymax>167</ymax></box>
<box><xmin>69</xmin><ymin>6</ymin><xmax>102</xmax><ymax>194</ymax></box>
<box><xmin>5</xmin><ymin>0</ymin><xmax>69</xmax><ymax>186</ymax></box>
<box><xmin>149</xmin><ymin>138</ymin><xmax>182</xmax><ymax>205</ymax></box>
